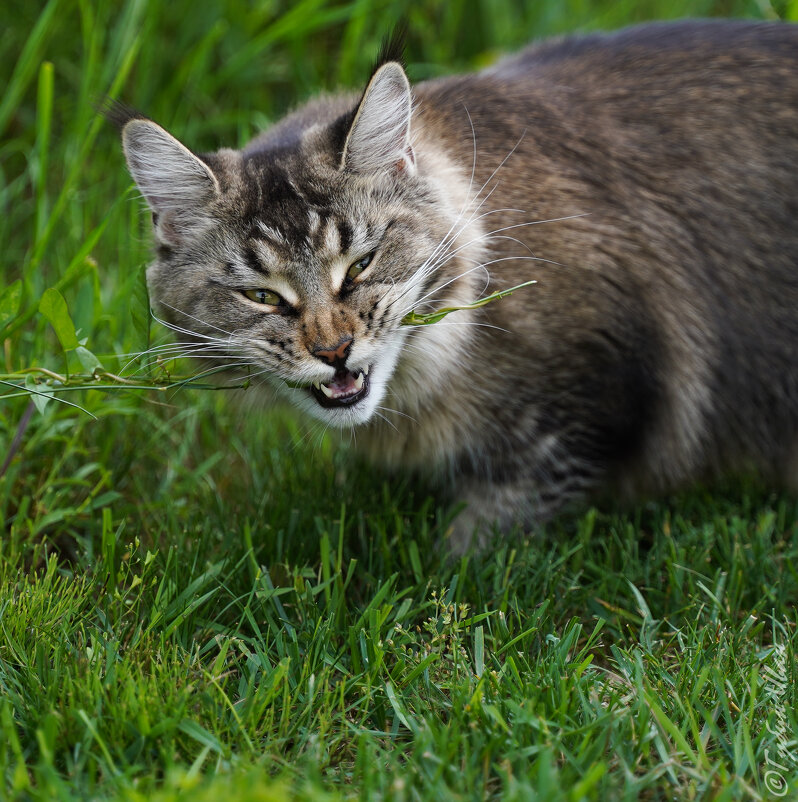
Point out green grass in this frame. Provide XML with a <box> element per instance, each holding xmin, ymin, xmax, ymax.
<box><xmin>3</xmin><ymin>0</ymin><xmax>798</xmax><ymax>799</ymax></box>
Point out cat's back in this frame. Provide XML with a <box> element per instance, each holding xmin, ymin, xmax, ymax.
<box><xmin>484</xmin><ymin>20</ymin><xmax>798</xmax><ymax>95</ymax></box>
<box><xmin>415</xmin><ymin>19</ymin><xmax>798</xmax><ymax>147</ymax></box>
<box><xmin>406</xmin><ymin>19</ymin><xmax>798</xmax><ymax>492</ymax></box>
<box><xmin>413</xmin><ymin>19</ymin><xmax>798</xmax><ymax>249</ymax></box>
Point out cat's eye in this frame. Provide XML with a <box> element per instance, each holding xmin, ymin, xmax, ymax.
<box><xmin>244</xmin><ymin>288</ymin><xmax>282</xmax><ymax>306</ymax></box>
<box><xmin>346</xmin><ymin>251</ymin><xmax>375</xmax><ymax>282</ymax></box>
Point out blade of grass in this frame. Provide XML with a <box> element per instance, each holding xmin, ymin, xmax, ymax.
<box><xmin>0</xmin><ymin>0</ymin><xmax>61</xmax><ymax>139</ymax></box>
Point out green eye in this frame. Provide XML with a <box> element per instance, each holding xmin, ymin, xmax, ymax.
<box><xmin>244</xmin><ymin>289</ymin><xmax>282</xmax><ymax>306</ymax></box>
<box><xmin>347</xmin><ymin>251</ymin><xmax>375</xmax><ymax>281</ymax></box>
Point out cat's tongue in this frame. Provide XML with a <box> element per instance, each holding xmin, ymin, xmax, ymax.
<box><xmin>311</xmin><ymin>368</ymin><xmax>369</xmax><ymax>408</ymax></box>
<box><xmin>327</xmin><ymin>370</ymin><xmax>363</xmax><ymax>397</ymax></box>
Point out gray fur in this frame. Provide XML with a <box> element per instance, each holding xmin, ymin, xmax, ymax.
<box><xmin>119</xmin><ymin>20</ymin><xmax>798</xmax><ymax>552</ymax></box>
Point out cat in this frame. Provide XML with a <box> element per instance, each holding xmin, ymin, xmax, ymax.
<box><xmin>113</xmin><ymin>20</ymin><xmax>798</xmax><ymax>553</ymax></box>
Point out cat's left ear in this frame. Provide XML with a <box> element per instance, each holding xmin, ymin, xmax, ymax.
<box><xmin>341</xmin><ymin>62</ymin><xmax>415</xmax><ymax>176</ymax></box>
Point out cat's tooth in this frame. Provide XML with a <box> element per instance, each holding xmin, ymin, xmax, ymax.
<box><xmin>312</xmin><ymin>381</ymin><xmax>321</xmax><ymax>390</ymax></box>
<box><xmin>354</xmin><ymin>372</ymin><xmax>364</xmax><ymax>391</ymax></box>
<box><xmin>363</xmin><ymin>365</ymin><xmax>370</xmax><ymax>376</ymax></box>
<box><xmin>320</xmin><ymin>383</ymin><xmax>333</xmax><ymax>399</ymax></box>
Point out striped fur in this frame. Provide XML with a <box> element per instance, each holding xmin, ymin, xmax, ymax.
<box><xmin>119</xmin><ymin>20</ymin><xmax>798</xmax><ymax>552</ymax></box>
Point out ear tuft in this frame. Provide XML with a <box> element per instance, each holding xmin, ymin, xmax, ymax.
<box><xmin>121</xmin><ymin>119</ymin><xmax>219</xmax><ymax>227</ymax></box>
<box><xmin>341</xmin><ymin>62</ymin><xmax>415</xmax><ymax>176</ymax></box>
<box><xmin>101</xmin><ymin>98</ymin><xmax>146</xmax><ymax>131</ymax></box>
<box><xmin>373</xmin><ymin>25</ymin><xmax>407</xmax><ymax>74</ymax></box>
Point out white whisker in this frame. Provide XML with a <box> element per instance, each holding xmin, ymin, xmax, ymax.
<box><xmin>373</xmin><ymin>410</ymin><xmax>400</xmax><ymax>433</ymax></box>
<box><xmin>376</xmin><ymin>404</ymin><xmax>418</xmax><ymax>424</ymax></box>
<box><xmin>157</xmin><ymin>303</ymin><xmax>236</xmax><ymax>337</ymax></box>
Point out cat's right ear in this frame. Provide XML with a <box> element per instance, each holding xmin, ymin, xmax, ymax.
<box><xmin>121</xmin><ymin>119</ymin><xmax>220</xmax><ymax>244</ymax></box>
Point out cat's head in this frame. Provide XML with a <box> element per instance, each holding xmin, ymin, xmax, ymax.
<box><xmin>118</xmin><ymin>59</ymin><xmax>484</xmax><ymax>427</ymax></box>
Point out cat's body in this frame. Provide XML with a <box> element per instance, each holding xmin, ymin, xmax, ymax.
<box><xmin>118</xmin><ymin>20</ymin><xmax>798</xmax><ymax>551</ymax></box>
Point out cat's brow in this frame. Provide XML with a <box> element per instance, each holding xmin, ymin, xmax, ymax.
<box><xmin>307</xmin><ymin>209</ymin><xmax>322</xmax><ymax>236</ymax></box>
<box><xmin>247</xmin><ymin>241</ymin><xmax>282</xmax><ymax>274</ymax></box>
<box><xmin>337</xmin><ymin>219</ymin><xmax>353</xmax><ymax>253</ymax></box>
<box><xmin>311</xmin><ymin>216</ymin><xmax>356</xmax><ymax>258</ymax></box>
<box><xmin>251</xmin><ymin>220</ymin><xmax>291</xmax><ymax>253</ymax></box>
<box><xmin>318</xmin><ymin>218</ymin><xmax>340</xmax><ymax>255</ymax></box>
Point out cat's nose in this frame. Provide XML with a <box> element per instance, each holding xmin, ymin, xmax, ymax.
<box><xmin>312</xmin><ymin>336</ymin><xmax>353</xmax><ymax>368</ymax></box>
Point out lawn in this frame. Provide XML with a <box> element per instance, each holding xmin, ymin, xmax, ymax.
<box><xmin>2</xmin><ymin>0</ymin><xmax>798</xmax><ymax>799</ymax></box>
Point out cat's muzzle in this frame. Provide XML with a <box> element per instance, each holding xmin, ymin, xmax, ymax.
<box><xmin>310</xmin><ymin>366</ymin><xmax>370</xmax><ymax>408</ymax></box>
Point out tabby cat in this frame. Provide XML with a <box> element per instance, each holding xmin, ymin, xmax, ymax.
<box><xmin>115</xmin><ymin>20</ymin><xmax>798</xmax><ymax>552</ymax></box>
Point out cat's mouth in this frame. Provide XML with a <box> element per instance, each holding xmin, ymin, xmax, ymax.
<box><xmin>310</xmin><ymin>366</ymin><xmax>370</xmax><ymax>408</ymax></box>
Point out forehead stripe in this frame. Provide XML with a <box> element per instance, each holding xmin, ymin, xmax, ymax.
<box><xmin>254</xmin><ymin>220</ymin><xmax>289</xmax><ymax>247</ymax></box>
<box><xmin>322</xmin><ymin>218</ymin><xmax>340</xmax><ymax>254</ymax></box>
<box><xmin>245</xmin><ymin>247</ymin><xmax>270</xmax><ymax>275</ymax></box>
<box><xmin>337</xmin><ymin>219</ymin><xmax>353</xmax><ymax>253</ymax></box>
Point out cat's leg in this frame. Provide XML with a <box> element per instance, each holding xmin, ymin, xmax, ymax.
<box><xmin>443</xmin><ymin>358</ymin><xmax>649</xmax><ymax>554</ymax></box>
<box><xmin>446</xmin><ymin>479</ymin><xmax>535</xmax><ymax>555</ymax></box>
<box><xmin>446</xmin><ymin>465</ymin><xmax>599</xmax><ymax>556</ymax></box>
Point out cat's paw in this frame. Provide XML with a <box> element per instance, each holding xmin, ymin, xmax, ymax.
<box><xmin>444</xmin><ymin>509</ymin><xmax>497</xmax><ymax>557</ymax></box>
<box><xmin>442</xmin><ymin>479</ymin><xmax>547</xmax><ymax>555</ymax></box>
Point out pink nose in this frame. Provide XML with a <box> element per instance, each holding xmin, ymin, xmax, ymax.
<box><xmin>312</xmin><ymin>336</ymin><xmax>353</xmax><ymax>366</ymax></box>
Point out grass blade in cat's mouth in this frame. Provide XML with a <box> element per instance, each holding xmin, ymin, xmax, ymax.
<box><xmin>310</xmin><ymin>367</ymin><xmax>370</xmax><ymax>408</ymax></box>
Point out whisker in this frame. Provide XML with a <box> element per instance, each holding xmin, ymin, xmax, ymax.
<box><xmin>376</xmin><ymin>404</ymin><xmax>418</xmax><ymax>425</ymax></box>
<box><xmin>400</xmin><ymin>262</ymin><xmax>491</xmax><ymax>315</ymax></box>
<box><xmin>405</xmin><ymin>320</ymin><xmax>512</xmax><ymax>334</ymax></box>
<box><xmin>121</xmin><ymin>346</ymin><xmax>248</xmax><ymax>377</ymax></box>
<box><xmin>399</xmin><ymin>253</ymin><xmax>546</xmax><ymax>318</ymax></box>
<box><xmin>413</xmin><ymin>223</ymin><xmax>569</xmax><ymax>288</ymax></box>
<box><xmin>150</xmin><ymin>316</ymin><xmax>236</xmax><ymax>348</ymax></box>
<box><xmin>157</xmin><ymin>302</ymin><xmax>236</xmax><ymax>337</ymax></box>
<box><xmin>372</xmin><ymin>410</ymin><xmax>400</xmax><ymax>433</ymax></box>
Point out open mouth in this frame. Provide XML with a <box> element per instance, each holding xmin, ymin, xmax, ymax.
<box><xmin>310</xmin><ymin>366</ymin><xmax>370</xmax><ymax>408</ymax></box>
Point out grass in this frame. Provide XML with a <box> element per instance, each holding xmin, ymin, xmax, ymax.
<box><xmin>2</xmin><ymin>0</ymin><xmax>798</xmax><ymax>799</ymax></box>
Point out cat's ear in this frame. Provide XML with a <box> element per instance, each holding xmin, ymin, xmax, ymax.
<box><xmin>341</xmin><ymin>62</ymin><xmax>415</xmax><ymax>176</ymax></box>
<box><xmin>121</xmin><ymin>118</ymin><xmax>220</xmax><ymax>244</ymax></box>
